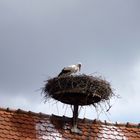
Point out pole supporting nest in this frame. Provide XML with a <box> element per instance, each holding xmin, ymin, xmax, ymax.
<box><xmin>71</xmin><ymin>104</ymin><xmax>82</xmax><ymax>134</ymax></box>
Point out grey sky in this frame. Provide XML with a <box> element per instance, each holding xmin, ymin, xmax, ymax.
<box><xmin>0</xmin><ymin>0</ymin><xmax>140</xmax><ymax>123</ymax></box>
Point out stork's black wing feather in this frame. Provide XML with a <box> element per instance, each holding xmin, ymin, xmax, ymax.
<box><xmin>58</xmin><ymin>69</ymin><xmax>71</xmax><ymax>77</ymax></box>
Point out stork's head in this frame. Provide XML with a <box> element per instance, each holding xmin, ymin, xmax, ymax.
<box><xmin>77</xmin><ymin>63</ymin><xmax>82</xmax><ymax>71</ymax></box>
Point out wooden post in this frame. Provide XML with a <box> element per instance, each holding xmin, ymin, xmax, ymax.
<box><xmin>73</xmin><ymin>104</ymin><xmax>78</xmax><ymax>128</ymax></box>
<box><xmin>71</xmin><ymin>104</ymin><xmax>81</xmax><ymax>133</ymax></box>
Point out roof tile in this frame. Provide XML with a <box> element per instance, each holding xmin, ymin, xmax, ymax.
<box><xmin>0</xmin><ymin>107</ymin><xmax>140</xmax><ymax>140</ymax></box>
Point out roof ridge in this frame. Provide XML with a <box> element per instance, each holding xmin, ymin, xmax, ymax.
<box><xmin>50</xmin><ymin>113</ymin><xmax>140</xmax><ymax>128</ymax></box>
<box><xmin>0</xmin><ymin>106</ymin><xmax>140</xmax><ymax>128</ymax></box>
<box><xmin>80</xmin><ymin>118</ymin><xmax>140</xmax><ymax>128</ymax></box>
<box><xmin>0</xmin><ymin>106</ymin><xmax>50</xmax><ymax>118</ymax></box>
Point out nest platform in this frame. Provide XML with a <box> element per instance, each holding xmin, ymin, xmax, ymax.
<box><xmin>43</xmin><ymin>74</ymin><xmax>113</xmax><ymax>106</ymax></box>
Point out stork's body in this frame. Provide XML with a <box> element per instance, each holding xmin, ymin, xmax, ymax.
<box><xmin>58</xmin><ymin>63</ymin><xmax>81</xmax><ymax>77</ymax></box>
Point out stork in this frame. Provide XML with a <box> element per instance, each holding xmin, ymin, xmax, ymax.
<box><xmin>58</xmin><ymin>63</ymin><xmax>82</xmax><ymax>77</ymax></box>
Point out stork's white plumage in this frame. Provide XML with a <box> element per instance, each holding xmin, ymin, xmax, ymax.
<box><xmin>58</xmin><ymin>63</ymin><xmax>82</xmax><ymax>77</ymax></box>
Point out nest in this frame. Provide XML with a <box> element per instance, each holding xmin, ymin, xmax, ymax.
<box><xmin>42</xmin><ymin>74</ymin><xmax>114</xmax><ymax>106</ymax></box>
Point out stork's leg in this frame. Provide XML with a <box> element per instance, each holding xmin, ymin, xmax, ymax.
<box><xmin>71</xmin><ymin>105</ymin><xmax>82</xmax><ymax>134</ymax></box>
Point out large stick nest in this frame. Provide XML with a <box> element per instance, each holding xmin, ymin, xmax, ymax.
<box><xmin>43</xmin><ymin>74</ymin><xmax>114</xmax><ymax>106</ymax></box>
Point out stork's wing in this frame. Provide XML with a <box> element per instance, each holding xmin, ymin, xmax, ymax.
<box><xmin>58</xmin><ymin>68</ymin><xmax>72</xmax><ymax>77</ymax></box>
<box><xmin>58</xmin><ymin>65</ymin><xmax>76</xmax><ymax>77</ymax></box>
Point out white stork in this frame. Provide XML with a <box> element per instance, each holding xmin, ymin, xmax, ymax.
<box><xmin>58</xmin><ymin>63</ymin><xmax>82</xmax><ymax>77</ymax></box>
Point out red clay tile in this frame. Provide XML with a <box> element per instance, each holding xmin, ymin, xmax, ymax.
<box><xmin>83</xmin><ymin>130</ymin><xmax>89</xmax><ymax>136</ymax></box>
<box><xmin>93</xmin><ymin>128</ymin><xmax>99</xmax><ymax>133</ymax></box>
<box><xmin>0</xmin><ymin>107</ymin><xmax>140</xmax><ymax>140</ymax></box>
<box><xmin>90</xmin><ymin>132</ymin><xmax>97</xmax><ymax>137</ymax></box>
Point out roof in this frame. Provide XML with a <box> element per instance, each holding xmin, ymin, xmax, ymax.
<box><xmin>0</xmin><ymin>107</ymin><xmax>140</xmax><ymax>140</ymax></box>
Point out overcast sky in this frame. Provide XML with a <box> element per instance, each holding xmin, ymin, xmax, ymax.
<box><xmin>0</xmin><ymin>0</ymin><xmax>140</xmax><ymax>123</ymax></box>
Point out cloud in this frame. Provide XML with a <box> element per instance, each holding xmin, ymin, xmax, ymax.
<box><xmin>0</xmin><ymin>0</ymin><xmax>140</xmax><ymax>123</ymax></box>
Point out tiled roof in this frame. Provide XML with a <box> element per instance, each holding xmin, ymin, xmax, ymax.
<box><xmin>0</xmin><ymin>107</ymin><xmax>140</xmax><ymax>140</ymax></box>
